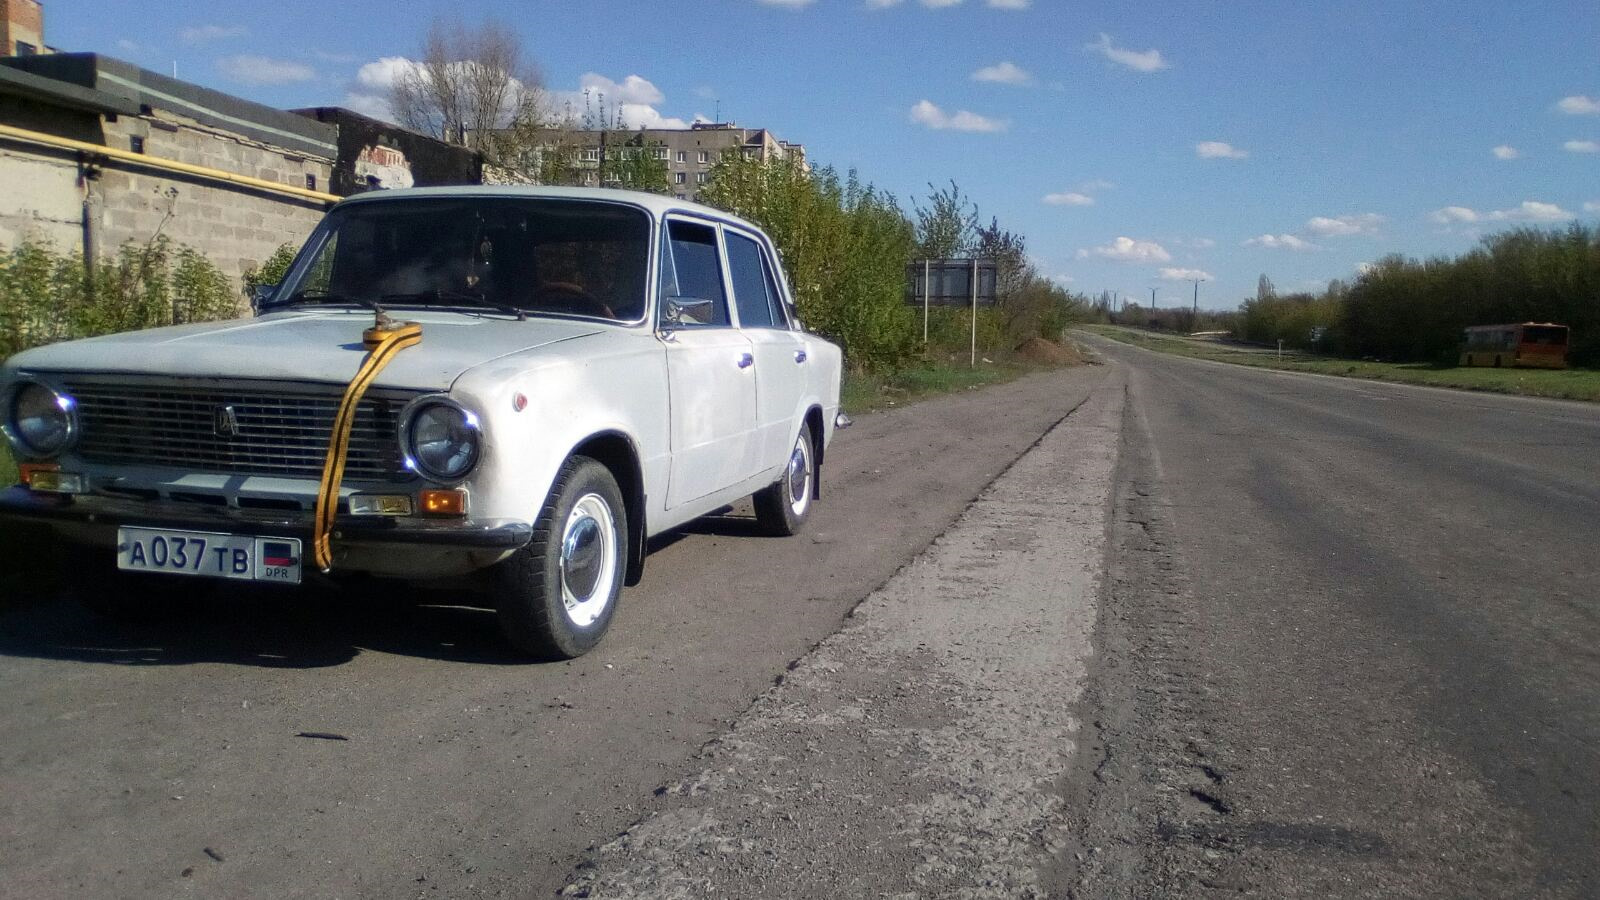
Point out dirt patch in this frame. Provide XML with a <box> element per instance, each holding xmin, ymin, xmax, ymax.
<box><xmin>1016</xmin><ymin>337</ymin><xmax>1086</xmax><ymax>366</ymax></box>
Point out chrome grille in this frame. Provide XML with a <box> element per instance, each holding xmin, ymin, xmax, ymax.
<box><xmin>63</xmin><ymin>377</ymin><xmax>419</xmax><ymax>482</ymax></box>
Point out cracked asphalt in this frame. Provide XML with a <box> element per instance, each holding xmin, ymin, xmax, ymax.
<box><xmin>1071</xmin><ymin>335</ymin><xmax>1600</xmax><ymax>898</ymax></box>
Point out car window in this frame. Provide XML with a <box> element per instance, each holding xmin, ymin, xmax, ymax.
<box><xmin>278</xmin><ymin>198</ymin><xmax>651</xmax><ymax>321</ymax></box>
<box><xmin>725</xmin><ymin>232</ymin><xmax>778</xmax><ymax>328</ymax></box>
<box><xmin>758</xmin><ymin>244</ymin><xmax>792</xmax><ymax>329</ymax></box>
<box><xmin>660</xmin><ymin>220</ymin><xmax>729</xmax><ymax>327</ymax></box>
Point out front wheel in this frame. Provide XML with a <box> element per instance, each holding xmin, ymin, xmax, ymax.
<box><xmin>495</xmin><ymin>456</ymin><xmax>627</xmax><ymax>659</ymax></box>
<box><xmin>753</xmin><ymin>421</ymin><xmax>815</xmax><ymax>537</ymax></box>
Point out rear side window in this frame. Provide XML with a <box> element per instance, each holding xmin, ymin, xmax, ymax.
<box><xmin>725</xmin><ymin>232</ymin><xmax>779</xmax><ymax>328</ymax></box>
<box><xmin>659</xmin><ymin>220</ymin><xmax>729</xmax><ymax>327</ymax></box>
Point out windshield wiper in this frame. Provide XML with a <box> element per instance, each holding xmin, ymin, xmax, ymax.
<box><xmin>380</xmin><ymin>290</ymin><xmax>526</xmax><ymax>321</ymax></box>
<box><xmin>274</xmin><ymin>289</ymin><xmax>386</xmax><ymax>317</ymax></box>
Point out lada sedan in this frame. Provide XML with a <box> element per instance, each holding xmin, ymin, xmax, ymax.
<box><xmin>0</xmin><ymin>187</ymin><xmax>846</xmax><ymax>658</ymax></box>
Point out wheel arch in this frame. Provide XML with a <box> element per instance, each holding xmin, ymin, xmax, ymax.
<box><xmin>803</xmin><ymin>404</ymin><xmax>825</xmax><ymax>500</ymax></box>
<box><xmin>570</xmin><ymin>430</ymin><xmax>647</xmax><ymax>586</ymax></box>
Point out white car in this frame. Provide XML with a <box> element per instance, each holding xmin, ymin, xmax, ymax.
<box><xmin>0</xmin><ymin>187</ymin><xmax>846</xmax><ymax>658</ymax></box>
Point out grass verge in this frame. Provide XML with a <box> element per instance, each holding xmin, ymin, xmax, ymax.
<box><xmin>842</xmin><ymin>356</ymin><xmax>1069</xmax><ymax>415</ymax></box>
<box><xmin>1079</xmin><ymin>324</ymin><xmax>1600</xmax><ymax>403</ymax></box>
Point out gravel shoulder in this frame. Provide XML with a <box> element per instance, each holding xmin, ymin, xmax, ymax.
<box><xmin>560</xmin><ymin>366</ymin><xmax>1126</xmax><ymax>898</ymax></box>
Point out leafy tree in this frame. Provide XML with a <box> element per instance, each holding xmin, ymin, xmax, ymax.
<box><xmin>913</xmin><ymin>181</ymin><xmax>977</xmax><ymax>259</ymax></box>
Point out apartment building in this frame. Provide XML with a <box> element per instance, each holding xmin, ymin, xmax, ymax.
<box><xmin>1</xmin><ymin>0</ymin><xmax>47</xmax><ymax>57</ymax></box>
<box><xmin>551</xmin><ymin>122</ymin><xmax>805</xmax><ymax>202</ymax></box>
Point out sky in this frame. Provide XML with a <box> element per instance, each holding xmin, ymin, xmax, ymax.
<box><xmin>43</xmin><ymin>0</ymin><xmax>1600</xmax><ymax>309</ymax></box>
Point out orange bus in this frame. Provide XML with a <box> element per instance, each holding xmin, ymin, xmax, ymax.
<box><xmin>1459</xmin><ymin>322</ymin><xmax>1569</xmax><ymax>369</ymax></box>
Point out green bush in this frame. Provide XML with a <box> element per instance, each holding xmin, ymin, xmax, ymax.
<box><xmin>243</xmin><ymin>243</ymin><xmax>298</xmax><ymax>295</ymax></box>
<box><xmin>0</xmin><ymin>236</ymin><xmax>239</xmax><ymax>359</ymax></box>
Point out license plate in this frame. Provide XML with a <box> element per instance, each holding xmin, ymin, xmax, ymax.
<box><xmin>116</xmin><ymin>527</ymin><xmax>302</xmax><ymax>585</ymax></box>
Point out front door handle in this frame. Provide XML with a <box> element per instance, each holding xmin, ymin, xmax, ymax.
<box><xmin>794</xmin><ymin>349</ymin><xmax>808</xmax><ymax>364</ymax></box>
<box><xmin>737</xmin><ymin>353</ymin><xmax>754</xmax><ymax>369</ymax></box>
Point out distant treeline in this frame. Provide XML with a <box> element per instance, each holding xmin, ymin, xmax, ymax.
<box><xmin>1236</xmin><ymin>224</ymin><xmax>1600</xmax><ymax>366</ymax></box>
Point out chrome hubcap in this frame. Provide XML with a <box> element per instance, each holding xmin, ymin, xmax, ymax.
<box><xmin>560</xmin><ymin>494</ymin><xmax>616</xmax><ymax>627</ymax></box>
<box><xmin>786</xmin><ymin>436</ymin><xmax>812</xmax><ymax>516</ymax></box>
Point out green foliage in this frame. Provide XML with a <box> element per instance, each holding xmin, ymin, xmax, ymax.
<box><xmin>243</xmin><ymin>243</ymin><xmax>298</xmax><ymax>294</ymax></box>
<box><xmin>1238</xmin><ymin>290</ymin><xmax>1343</xmax><ymax>350</ymax></box>
<box><xmin>0</xmin><ymin>236</ymin><xmax>240</xmax><ymax>359</ymax></box>
<box><xmin>1325</xmin><ymin>224</ymin><xmax>1598</xmax><ymax>364</ymax></box>
<box><xmin>913</xmin><ymin>181</ymin><xmax>978</xmax><ymax>259</ymax></box>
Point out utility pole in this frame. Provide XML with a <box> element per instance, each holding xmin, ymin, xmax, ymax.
<box><xmin>1191</xmin><ymin>278</ymin><xmax>1202</xmax><ymax>317</ymax></box>
<box><xmin>1150</xmin><ymin>287</ymin><xmax>1158</xmax><ymax>313</ymax></box>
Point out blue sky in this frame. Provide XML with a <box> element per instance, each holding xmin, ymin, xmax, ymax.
<box><xmin>46</xmin><ymin>0</ymin><xmax>1600</xmax><ymax>309</ymax></box>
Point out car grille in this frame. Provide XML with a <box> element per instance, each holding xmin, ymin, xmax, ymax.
<box><xmin>63</xmin><ymin>377</ymin><xmax>419</xmax><ymax>482</ymax></box>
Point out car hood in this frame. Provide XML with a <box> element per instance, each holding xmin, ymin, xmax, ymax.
<box><xmin>4</xmin><ymin>309</ymin><xmax>609</xmax><ymax>391</ymax></box>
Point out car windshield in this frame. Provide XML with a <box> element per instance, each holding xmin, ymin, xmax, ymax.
<box><xmin>272</xmin><ymin>197</ymin><xmax>652</xmax><ymax>322</ymax></box>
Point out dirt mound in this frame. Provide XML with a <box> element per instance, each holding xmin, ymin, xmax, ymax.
<box><xmin>1014</xmin><ymin>337</ymin><xmax>1087</xmax><ymax>366</ymax></box>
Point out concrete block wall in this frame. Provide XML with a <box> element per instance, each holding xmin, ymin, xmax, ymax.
<box><xmin>95</xmin><ymin>112</ymin><xmax>331</xmax><ymax>295</ymax></box>
<box><xmin>0</xmin><ymin>143</ymin><xmax>81</xmax><ymax>250</ymax></box>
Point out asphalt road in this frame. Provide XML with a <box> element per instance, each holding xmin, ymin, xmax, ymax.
<box><xmin>0</xmin><ymin>364</ymin><xmax>1107</xmax><ymax>900</ymax></box>
<box><xmin>1071</xmin><ymin>336</ymin><xmax>1600</xmax><ymax>898</ymax></box>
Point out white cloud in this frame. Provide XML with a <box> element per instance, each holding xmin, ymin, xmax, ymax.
<box><xmin>972</xmin><ymin>61</ymin><xmax>1032</xmax><ymax>85</ymax></box>
<box><xmin>1492</xmin><ymin>145</ymin><xmax>1520</xmax><ymax>160</ymax></box>
<box><xmin>755</xmin><ymin>0</ymin><xmax>815</xmax><ymax>7</ymax></box>
<box><xmin>1556</xmin><ymin>95</ymin><xmax>1600</xmax><ymax>115</ymax></box>
<box><xmin>1305</xmin><ymin>213</ymin><xmax>1385</xmax><ymax>237</ymax></box>
<box><xmin>1429</xmin><ymin>205</ymin><xmax>1480</xmax><ymax>224</ymax></box>
<box><xmin>1564</xmin><ymin>139</ymin><xmax>1600</xmax><ymax>153</ymax></box>
<box><xmin>1430</xmin><ymin>201</ymin><xmax>1574</xmax><ymax>225</ymax></box>
<box><xmin>866</xmin><ymin>0</ymin><xmax>903</xmax><ymax>6</ymax></box>
<box><xmin>1077</xmin><ymin>236</ymin><xmax>1172</xmax><ymax>263</ymax></box>
<box><xmin>1186</xmin><ymin>237</ymin><xmax>1216</xmax><ymax>249</ymax></box>
<box><xmin>180</xmin><ymin>24</ymin><xmax>245</xmax><ymax>44</ymax></box>
<box><xmin>1043</xmin><ymin>191</ymin><xmax>1094</xmax><ymax>206</ymax></box>
<box><xmin>580</xmin><ymin>73</ymin><xmax>665</xmax><ymax>106</ymax></box>
<box><xmin>920</xmin><ymin>0</ymin><xmax>965</xmax><ymax>7</ymax></box>
<box><xmin>1586</xmin><ymin>201</ymin><xmax>1600</xmax><ymax>213</ymax></box>
<box><xmin>356</xmin><ymin>56</ymin><xmax>415</xmax><ymax>91</ymax></box>
<box><xmin>1087</xmin><ymin>33</ymin><xmax>1169</xmax><ymax>73</ymax></box>
<box><xmin>987</xmin><ymin>0</ymin><xmax>1030</xmax><ymax>7</ymax></box>
<box><xmin>1159</xmin><ymin>267</ymin><xmax>1212</xmax><ymax>281</ymax></box>
<box><xmin>216</xmin><ymin>55</ymin><xmax>315</xmax><ymax>86</ymax></box>
<box><xmin>1196</xmin><ymin>141</ymin><xmax>1248</xmax><ymax>160</ymax></box>
<box><xmin>908</xmin><ymin>99</ymin><xmax>1007</xmax><ymax>133</ymax></box>
<box><xmin>1244</xmin><ymin>234</ymin><xmax>1317</xmax><ymax>251</ymax></box>
<box><xmin>341</xmin><ymin>91</ymin><xmax>394</xmax><ymax>122</ymax></box>
<box><xmin>1079</xmin><ymin>178</ymin><xmax>1115</xmax><ymax>192</ymax></box>
<box><xmin>1356</xmin><ymin>261</ymin><xmax>1377</xmax><ymax>275</ymax></box>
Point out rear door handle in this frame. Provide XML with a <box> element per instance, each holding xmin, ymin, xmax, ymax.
<box><xmin>794</xmin><ymin>349</ymin><xmax>808</xmax><ymax>363</ymax></box>
<box><xmin>737</xmin><ymin>353</ymin><xmax>754</xmax><ymax>368</ymax></box>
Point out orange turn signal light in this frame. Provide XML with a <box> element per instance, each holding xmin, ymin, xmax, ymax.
<box><xmin>18</xmin><ymin>462</ymin><xmax>59</xmax><ymax>487</ymax></box>
<box><xmin>419</xmin><ymin>489</ymin><xmax>468</xmax><ymax>517</ymax></box>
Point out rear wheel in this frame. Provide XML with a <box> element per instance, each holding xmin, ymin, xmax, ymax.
<box><xmin>753</xmin><ymin>422</ymin><xmax>815</xmax><ymax>537</ymax></box>
<box><xmin>495</xmin><ymin>456</ymin><xmax>627</xmax><ymax>659</ymax></box>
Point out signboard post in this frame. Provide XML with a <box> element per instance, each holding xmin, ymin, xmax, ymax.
<box><xmin>906</xmin><ymin>258</ymin><xmax>998</xmax><ymax>367</ymax></box>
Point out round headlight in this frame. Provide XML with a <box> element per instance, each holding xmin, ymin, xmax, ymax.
<box><xmin>403</xmin><ymin>400</ymin><xmax>480</xmax><ymax>481</ymax></box>
<box><xmin>6</xmin><ymin>381</ymin><xmax>75</xmax><ymax>458</ymax></box>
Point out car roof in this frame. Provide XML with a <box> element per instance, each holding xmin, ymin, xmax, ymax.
<box><xmin>330</xmin><ymin>185</ymin><xmax>766</xmax><ymax>234</ymax></box>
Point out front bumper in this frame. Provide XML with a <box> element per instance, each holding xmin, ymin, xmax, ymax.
<box><xmin>0</xmin><ymin>486</ymin><xmax>533</xmax><ymax>551</ymax></box>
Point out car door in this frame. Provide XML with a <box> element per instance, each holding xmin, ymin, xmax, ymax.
<box><xmin>659</xmin><ymin>217</ymin><xmax>758</xmax><ymax>509</ymax></box>
<box><xmin>722</xmin><ymin>227</ymin><xmax>810</xmax><ymax>469</ymax></box>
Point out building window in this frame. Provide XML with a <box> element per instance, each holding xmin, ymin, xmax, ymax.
<box><xmin>674</xmin><ymin>172</ymin><xmax>686</xmax><ymax>184</ymax></box>
<box><xmin>654</xmin><ymin>147</ymin><xmax>668</xmax><ymax>160</ymax></box>
<box><xmin>676</xmin><ymin>150</ymin><xmax>686</xmax><ymax>163</ymax></box>
<box><xmin>675</xmin><ymin>193</ymin><xmax>686</xmax><ymax>200</ymax></box>
<box><xmin>698</xmin><ymin>150</ymin><xmax>709</xmax><ymax>164</ymax></box>
<box><xmin>696</xmin><ymin>172</ymin><xmax>708</xmax><ymax>184</ymax></box>
<box><xmin>305</xmin><ymin>174</ymin><xmax>317</xmax><ymax>191</ymax></box>
<box><xmin>129</xmin><ymin>135</ymin><xmax>145</xmax><ymax>154</ymax></box>
<box><xmin>15</xmin><ymin>41</ymin><xmax>38</xmax><ymax>56</ymax></box>
<box><xmin>580</xmin><ymin>148</ymin><xmax>600</xmax><ymax>162</ymax></box>
<box><xmin>742</xmin><ymin>148</ymin><xmax>757</xmax><ymax>160</ymax></box>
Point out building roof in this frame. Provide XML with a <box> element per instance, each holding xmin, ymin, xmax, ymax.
<box><xmin>0</xmin><ymin>53</ymin><xmax>337</xmax><ymax>158</ymax></box>
<box><xmin>0</xmin><ymin>60</ymin><xmax>139</xmax><ymax>116</ymax></box>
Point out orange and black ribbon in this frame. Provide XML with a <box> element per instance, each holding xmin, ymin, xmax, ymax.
<box><xmin>311</xmin><ymin>320</ymin><xmax>422</xmax><ymax>572</ymax></box>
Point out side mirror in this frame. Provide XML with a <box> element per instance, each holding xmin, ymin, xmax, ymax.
<box><xmin>249</xmin><ymin>283</ymin><xmax>277</xmax><ymax>314</ymax></box>
<box><xmin>661</xmin><ymin>295</ymin><xmax>714</xmax><ymax>329</ymax></box>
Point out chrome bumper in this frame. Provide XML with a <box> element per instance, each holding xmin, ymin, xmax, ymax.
<box><xmin>0</xmin><ymin>486</ymin><xmax>533</xmax><ymax>550</ymax></box>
